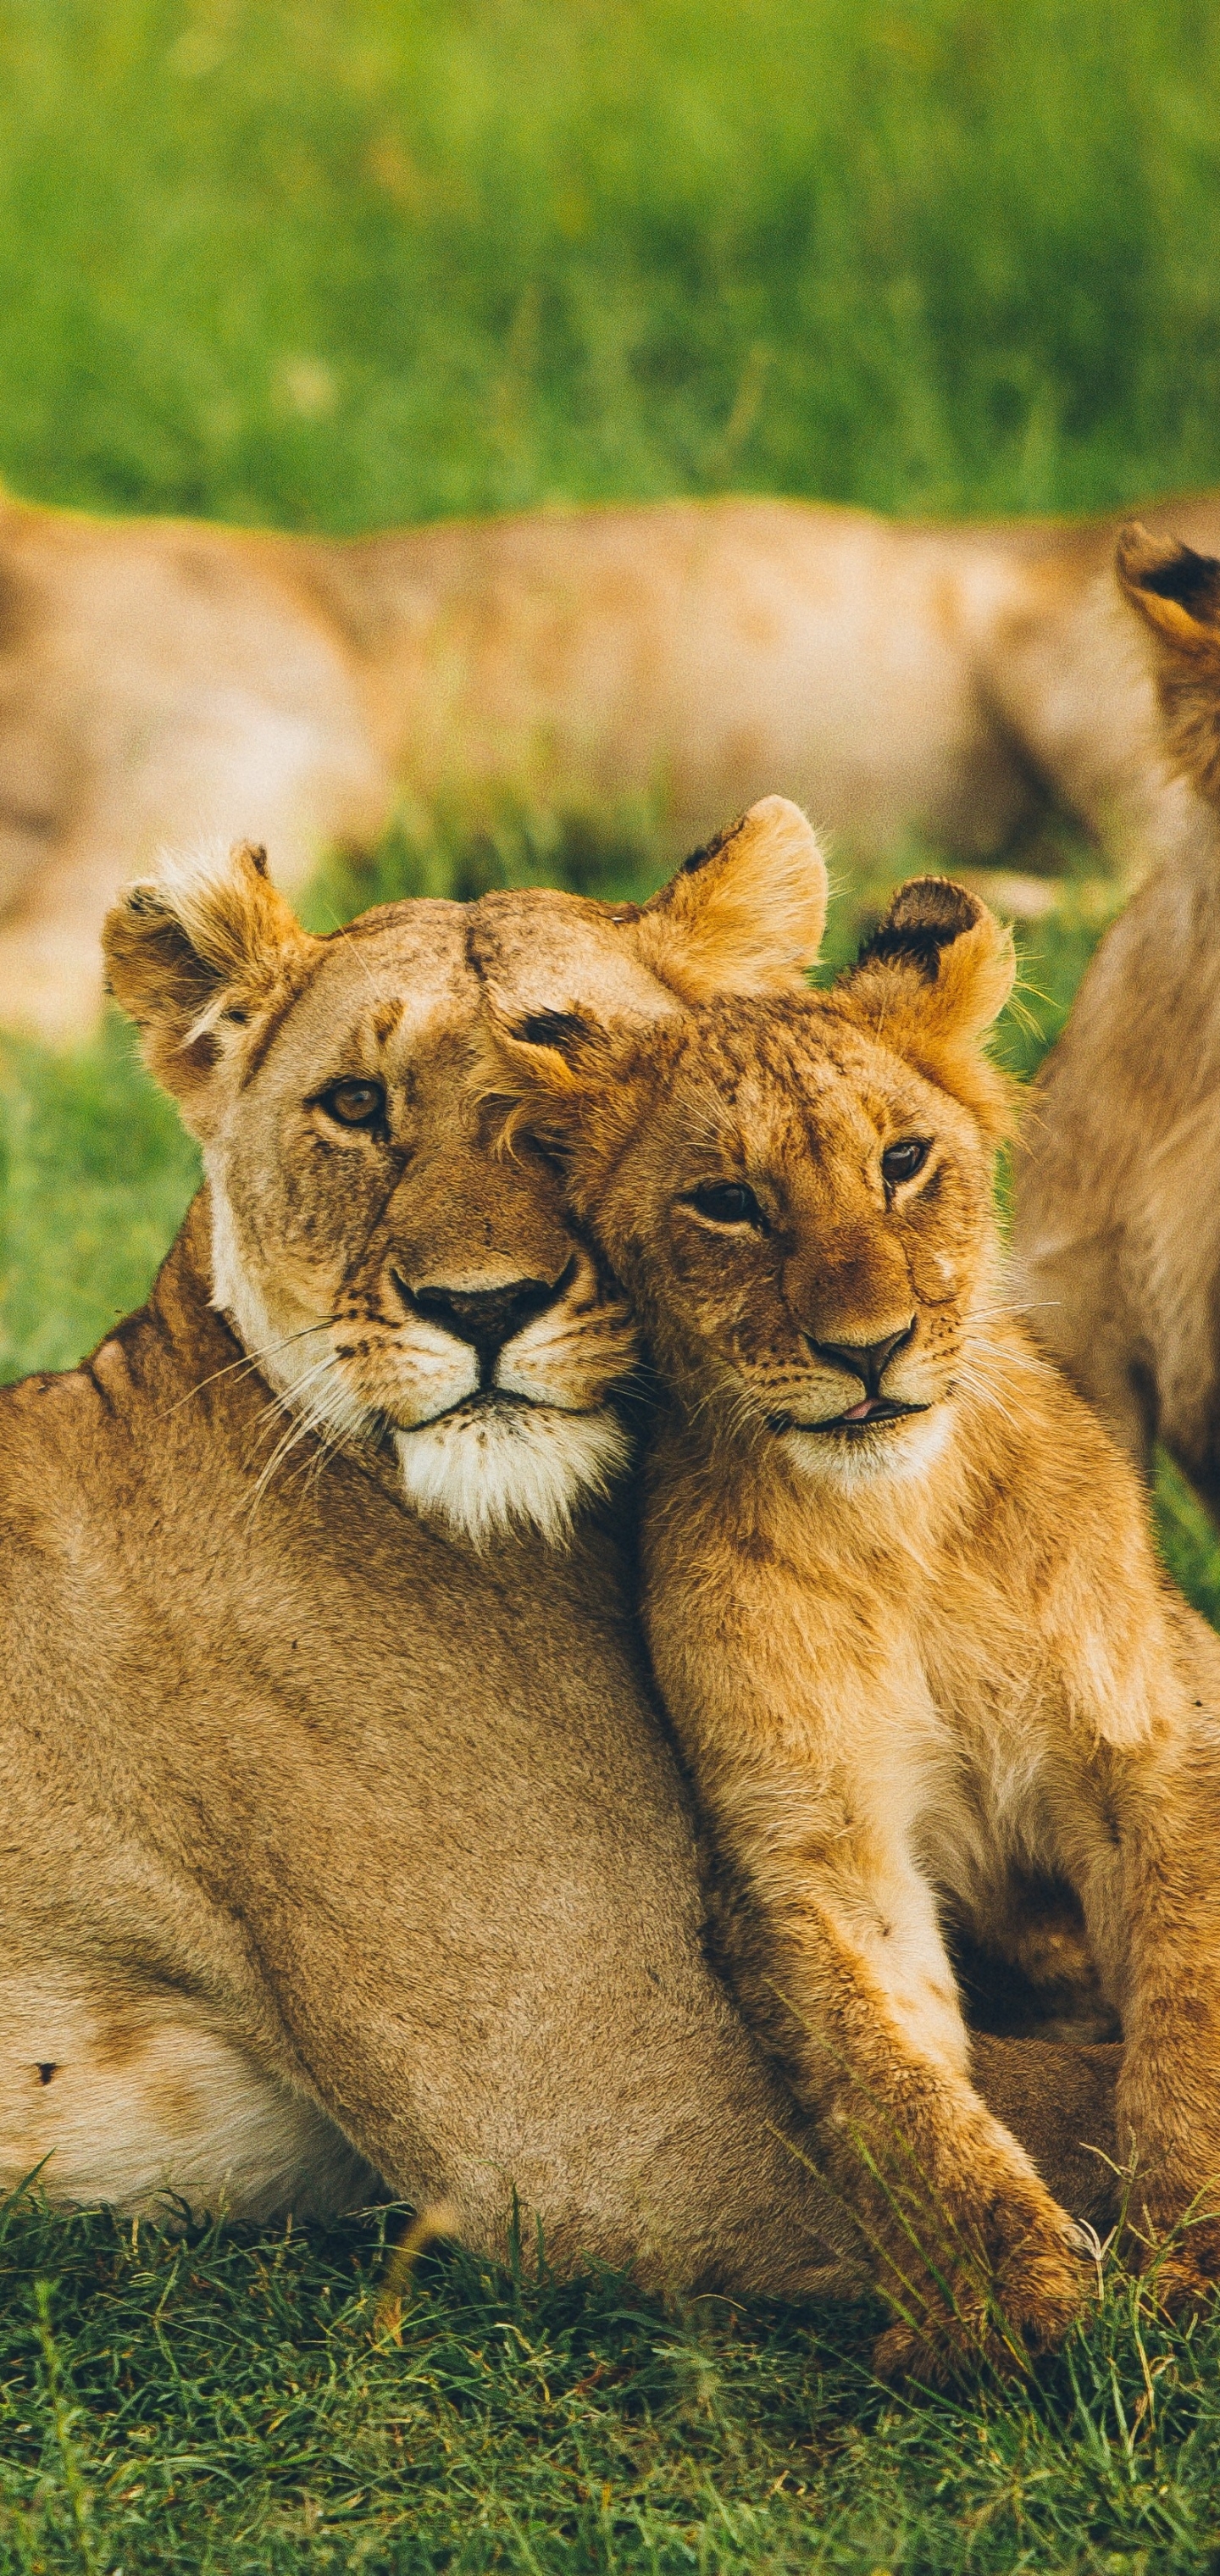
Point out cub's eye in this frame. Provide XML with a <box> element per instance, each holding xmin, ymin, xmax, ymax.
<box><xmin>881</xmin><ymin>1137</ymin><xmax>931</xmax><ymax>1187</ymax></box>
<box><xmin>685</xmin><ymin>1182</ymin><xmax>765</xmax><ymax>1227</ymax></box>
<box><xmin>318</xmin><ymin>1080</ymin><xmax>385</xmax><ymax>1129</ymax></box>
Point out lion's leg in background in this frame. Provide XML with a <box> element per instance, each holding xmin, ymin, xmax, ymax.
<box><xmin>1012</xmin><ymin>769</ymin><xmax>1220</xmax><ymax>1505</ymax></box>
<box><xmin>972</xmin><ymin>2034</ymin><xmax>1119</xmax><ymax>2235</ymax></box>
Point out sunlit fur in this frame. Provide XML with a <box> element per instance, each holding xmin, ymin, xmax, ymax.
<box><xmin>208</xmin><ymin>1158</ymin><xmax>634</xmax><ymax>1547</ymax></box>
<box><xmin>100</xmin><ymin>837</ymin><xmax>647</xmax><ymax>1548</ymax></box>
<box><xmin>104</xmin><ymin>804</ymin><xmax>836</xmax><ymax>1551</ymax></box>
<box><xmin>487</xmin><ymin>871</ymin><xmax>1220</xmax><ymax>2384</ymax></box>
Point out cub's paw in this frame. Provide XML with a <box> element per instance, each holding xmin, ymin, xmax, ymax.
<box><xmin>871</xmin><ymin>2211</ymin><xmax>1094</xmax><ymax>2386</ymax></box>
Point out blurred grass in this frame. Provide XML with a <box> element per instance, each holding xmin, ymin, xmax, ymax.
<box><xmin>3</xmin><ymin>0</ymin><xmax>1220</xmax><ymax>530</ymax></box>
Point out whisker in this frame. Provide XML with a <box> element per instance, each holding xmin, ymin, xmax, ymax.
<box><xmin>248</xmin><ymin>1352</ymin><xmax>344</xmax><ymax>1441</ymax></box>
<box><xmin>247</xmin><ymin>1409</ymin><xmax>320</xmax><ymax>1518</ymax></box>
<box><xmin>963</xmin><ymin>1298</ymin><xmax>1062</xmax><ymax>1324</ymax></box>
<box><xmin>162</xmin><ymin>1319</ymin><xmax>337</xmax><ymax>1417</ymax></box>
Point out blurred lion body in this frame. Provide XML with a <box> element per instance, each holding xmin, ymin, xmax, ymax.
<box><xmin>2</xmin><ymin>484</ymin><xmax>1218</xmax><ymax>1036</ymax></box>
<box><xmin>1013</xmin><ymin>527</ymin><xmax>1220</xmax><ymax>1502</ymax></box>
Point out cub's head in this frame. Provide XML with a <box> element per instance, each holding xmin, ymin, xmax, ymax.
<box><xmin>103</xmin><ymin>797</ymin><xmax>826</xmax><ymax>1545</ymax></box>
<box><xmin>486</xmin><ymin>872</ymin><xmax>1015</xmax><ymax>1491</ymax></box>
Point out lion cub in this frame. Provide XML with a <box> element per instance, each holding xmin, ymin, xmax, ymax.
<box><xmin>485</xmin><ymin>814</ymin><xmax>1220</xmax><ymax>2381</ymax></box>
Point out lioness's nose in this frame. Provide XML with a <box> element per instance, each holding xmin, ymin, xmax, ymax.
<box><xmin>808</xmin><ymin>1321</ymin><xmax>915</xmax><ymax>1398</ymax></box>
<box><xmin>405</xmin><ymin>1261</ymin><xmax>575</xmax><ymax>1367</ymax></box>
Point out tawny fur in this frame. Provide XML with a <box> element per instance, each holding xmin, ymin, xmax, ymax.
<box><xmin>488</xmin><ymin>814</ymin><xmax>1220</xmax><ymax>2379</ymax></box>
<box><xmin>1013</xmin><ymin>526</ymin><xmax>1220</xmax><ymax>1511</ymax></box>
<box><xmin>0</xmin><ymin>812</ymin><xmax>1117</xmax><ymax>2273</ymax></box>
<box><xmin>6</xmin><ymin>483</ymin><xmax>1220</xmax><ymax>1037</ymax></box>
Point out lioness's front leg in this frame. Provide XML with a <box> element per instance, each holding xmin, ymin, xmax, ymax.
<box><xmin>702</xmin><ymin>1764</ymin><xmax>1090</xmax><ymax>2381</ymax></box>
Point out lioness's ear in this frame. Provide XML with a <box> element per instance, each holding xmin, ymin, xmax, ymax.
<box><xmin>103</xmin><ymin>841</ymin><xmax>319</xmax><ymax>1133</ymax></box>
<box><xmin>840</xmin><ymin>876</ymin><xmax>1016</xmax><ymax>1140</ymax></box>
<box><xmin>633</xmin><ymin>796</ymin><xmax>828</xmax><ymax>1001</ymax></box>
<box><xmin>1117</xmin><ymin>521</ymin><xmax>1220</xmax><ymax>803</ymax></box>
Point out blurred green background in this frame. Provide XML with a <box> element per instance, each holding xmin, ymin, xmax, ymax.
<box><xmin>3</xmin><ymin>0</ymin><xmax>1220</xmax><ymax>532</ymax></box>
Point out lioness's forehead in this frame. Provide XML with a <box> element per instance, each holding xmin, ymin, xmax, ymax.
<box><xmin>677</xmin><ymin>1000</ymin><xmax>882</xmax><ymax>1094</ymax></box>
<box><xmin>468</xmin><ymin>886</ymin><xmax>684</xmax><ymax>1020</ymax></box>
<box><xmin>266</xmin><ymin>902</ymin><xmax>474</xmax><ymax>1076</ymax></box>
<box><xmin>268</xmin><ymin>886</ymin><xmax>686</xmax><ymax>1090</ymax></box>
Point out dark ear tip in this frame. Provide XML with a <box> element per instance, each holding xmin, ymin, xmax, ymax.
<box><xmin>857</xmin><ymin>875</ymin><xmax>984</xmax><ymax>981</ymax></box>
<box><xmin>229</xmin><ymin>840</ymin><xmax>270</xmax><ymax>879</ymax></box>
<box><xmin>677</xmin><ymin>812</ymin><xmax>747</xmax><ymax>880</ymax></box>
<box><xmin>513</xmin><ymin>1008</ymin><xmax>594</xmax><ymax>1052</ymax></box>
<box><xmin>122</xmin><ymin>884</ymin><xmax>168</xmax><ymax>919</ymax></box>
<box><xmin>1117</xmin><ymin>525</ymin><xmax>1220</xmax><ymax>619</ymax></box>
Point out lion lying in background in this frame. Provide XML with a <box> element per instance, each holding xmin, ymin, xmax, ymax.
<box><xmin>1013</xmin><ymin>525</ymin><xmax>1220</xmax><ymax>1508</ymax></box>
<box><xmin>485</xmin><ymin>813</ymin><xmax>1220</xmax><ymax>2379</ymax></box>
<box><xmin>2</xmin><ymin>480</ymin><xmax>1217</xmax><ymax>1037</ymax></box>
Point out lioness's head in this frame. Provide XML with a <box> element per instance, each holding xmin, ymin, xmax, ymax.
<box><xmin>103</xmin><ymin>797</ymin><xmax>825</xmax><ymax>1544</ymax></box>
<box><xmin>485</xmin><ymin>868</ymin><xmax>1015</xmax><ymax>1491</ymax></box>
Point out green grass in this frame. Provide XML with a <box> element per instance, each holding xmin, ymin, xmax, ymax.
<box><xmin>7</xmin><ymin>2195</ymin><xmax>1220</xmax><ymax>2573</ymax></box>
<box><xmin>3</xmin><ymin>0</ymin><xmax>1220</xmax><ymax>530</ymax></box>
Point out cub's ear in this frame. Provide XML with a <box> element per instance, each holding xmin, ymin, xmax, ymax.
<box><xmin>633</xmin><ymin>795</ymin><xmax>828</xmax><ymax>1001</ymax></box>
<box><xmin>840</xmin><ymin>876</ymin><xmax>1016</xmax><ymax>1140</ymax></box>
<box><xmin>1117</xmin><ymin>521</ymin><xmax>1220</xmax><ymax>803</ymax></box>
<box><xmin>103</xmin><ymin>841</ymin><xmax>319</xmax><ymax>1134</ymax></box>
<box><xmin>479</xmin><ymin>1003</ymin><xmax>652</xmax><ymax>1180</ymax></box>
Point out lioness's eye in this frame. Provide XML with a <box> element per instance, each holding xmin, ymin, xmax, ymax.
<box><xmin>882</xmin><ymin>1137</ymin><xmax>931</xmax><ymax>1186</ymax></box>
<box><xmin>318</xmin><ymin>1080</ymin><xmax>385</xmax><ymax>1129</ymax></box>
<box><xmin>685</xmin><ymin>1182</ymin><xmax>765</xmax><ymax>1227</ymax></box>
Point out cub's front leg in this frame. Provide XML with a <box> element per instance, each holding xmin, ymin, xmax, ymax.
<box><xmin>698</xmin><ymin>1760</ymin><xmax>1090</xmax><ymax>2380</ymax></box>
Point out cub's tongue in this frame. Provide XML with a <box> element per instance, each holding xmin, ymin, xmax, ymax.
<box><xmin>840</xmin><ymin>1396</ymin><xmax>878</xmax><ymax>1422</ymax></box>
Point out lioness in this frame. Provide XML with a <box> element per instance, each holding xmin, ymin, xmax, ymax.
<box><xmin>3</xmin><ymin>482</ymin><xmax>1219</xmax><ymax>1038</ymax></box>
<box><xmin>1013</xmin><ymin>526</ymin><xmax>1220</xmax><ymax>1507</ymax></box>
<box><xmin>485</xmin><ymin>832</ymin><xmax>1220</xmax><ymax>2378</ymax></box>
<box><xmin>0</xmin><ymin>810</ymin><xmax>1116</xmax><ymax>2286</ymax></box>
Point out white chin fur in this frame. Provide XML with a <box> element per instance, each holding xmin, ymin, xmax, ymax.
<box><xmin>780</xmin><ymin>1406</ymin><xmax>952</xmax><ymax>1491</ymax></box>
<box><xmin>394</xmin><ymin>1403</ymin><xmax>630</xmax><ymax>1549</ymax></box>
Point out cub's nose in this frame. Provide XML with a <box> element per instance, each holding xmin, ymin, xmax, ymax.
<box><xmin>808</xmin><ymin>1321</ymin><xmax>916</xmax><ymax>1399</ymax></box>
<box><xmin>405</xmin><ymin>1261</ymin><xmax>575</xmax><ymax>1372</ymax></box>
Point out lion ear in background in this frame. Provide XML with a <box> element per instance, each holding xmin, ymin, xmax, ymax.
<box><xmin>840</xmin><ymin>875</ymin><xmax>1017</xmax><ymax>1142</ymax></box>
<box><xmin>103</xmin><ymin>841</ymin><xmax>319</xmax><ymax>1134</ymax></box>
<box><xmin>633</xmin><ymin>794</ymin><xmax>829</xmax><ymax>1001</ymax></box>
<box><xmin>1117</xmin><ymin>521</ymin><xmax>1220</xmax><ymax>806</ymax></box>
